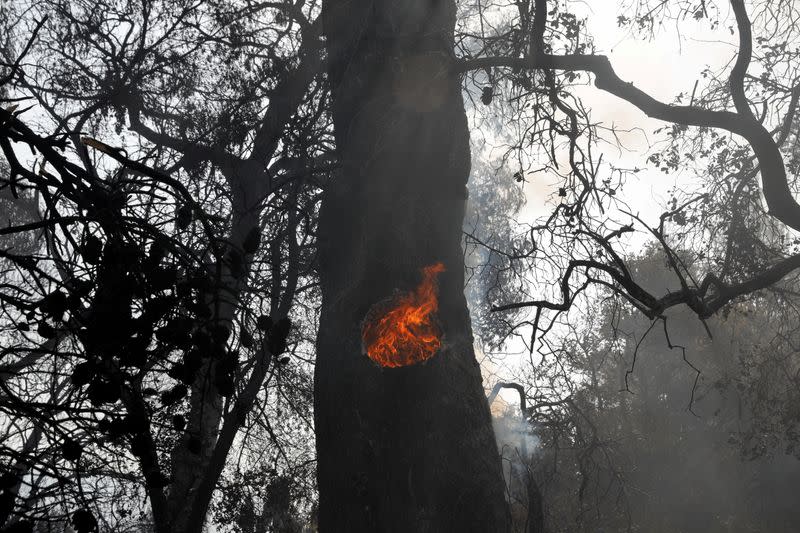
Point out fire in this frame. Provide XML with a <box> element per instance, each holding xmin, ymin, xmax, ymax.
<box><xmin>362</xmin><ymin>262</ymin><xmax>446</xmax><ymax>368</ymax></box>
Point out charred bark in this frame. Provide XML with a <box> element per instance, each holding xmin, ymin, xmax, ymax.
<box><xmin>316</xmin><ymin>0</ymin><xmax>510</xmax><ymax>530</ymax></box>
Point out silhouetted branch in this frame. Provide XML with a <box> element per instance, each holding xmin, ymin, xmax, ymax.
<box><xmin>458</xmin><ymin>52</ymin><xmax>800</xmax><ymax>232</ymax></box>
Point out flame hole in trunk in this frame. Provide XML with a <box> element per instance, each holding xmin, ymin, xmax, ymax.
<box><xmin>361</xmin><ymin>262</ymin><xmax>446</xmax><ymax>368</ymax></box>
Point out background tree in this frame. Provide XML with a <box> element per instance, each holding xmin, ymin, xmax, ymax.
<box><xmin>509</xmin><ymin>248</ymin><xmax>800</xmax><ymax>532</ymax></box>
<box><xmin>1</xmin><ymin>1</ymin><xmax>323</xmax><ymax>531</ymax></box>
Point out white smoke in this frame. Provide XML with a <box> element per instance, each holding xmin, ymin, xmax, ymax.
<box><xmin>492</xmin><ymin>409</ymin><xmax>540</xmax><ymax>458</ymax></box>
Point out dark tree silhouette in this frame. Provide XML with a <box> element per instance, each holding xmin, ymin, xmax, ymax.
<box><xmin>315</xmin><ymin>0</ymin><xmax>510</xmax><ymax>530</ymax></box>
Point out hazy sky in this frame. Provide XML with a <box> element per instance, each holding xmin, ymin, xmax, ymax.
<box><xmin>515</xmin><ymin>4</ymin><xmax>737</xmax><ymax>223</ymax></box>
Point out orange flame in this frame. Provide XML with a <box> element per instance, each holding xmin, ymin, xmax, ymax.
<box><xmin>361</xmin><ymin>262</ymin><xmax>446</xmax><ymax>368</ymax></box>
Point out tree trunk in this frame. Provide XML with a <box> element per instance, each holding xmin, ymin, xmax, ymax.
<box><xmin>165</xmin><ymin>163</ymin><xmax>268</xmax><ymax>533</ymax></box>
<box><xmin>315</xmin><ymin>0</ymin><xmax>510</xmax><ymax>531</ymax></box>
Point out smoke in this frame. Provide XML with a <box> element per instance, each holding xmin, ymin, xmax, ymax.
<box><xmin>462</xmin><ymin>145</ymin><xmax>527</xmax><ymax>349</ymax></box>
<box><xmin>492</xmin><ymin>406</ymin><xmax>540</xmax><ymax>458</ymax></box>
<box><xmin>492</xmin><ymin>405</ymin><xmax>541</xmax><ymax>521</ymax></box>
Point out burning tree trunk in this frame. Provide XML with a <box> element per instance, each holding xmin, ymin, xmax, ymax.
<box><xmin>315</xmin><ymin>0</ymin><xmax>510</xmax><ymax>530</ymax></box>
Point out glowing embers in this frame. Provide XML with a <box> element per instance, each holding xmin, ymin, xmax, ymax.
<box><xmin>361</xmin><ymin>263</ymin><xmax>446</xmax><ymax>368</ymax></box>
